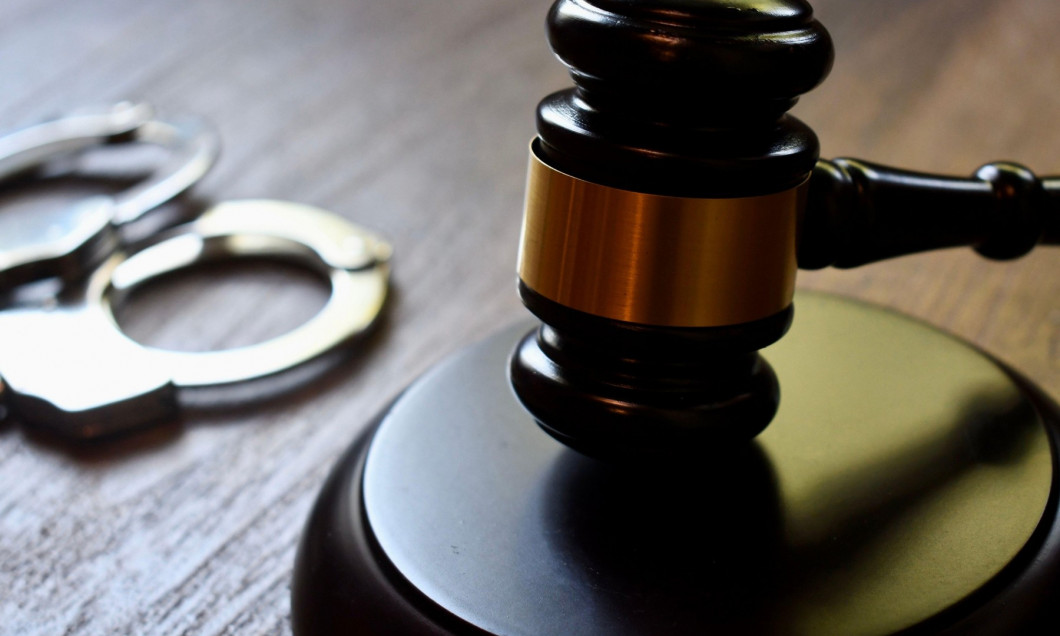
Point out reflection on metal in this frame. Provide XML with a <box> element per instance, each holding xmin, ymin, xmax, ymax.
<box><xmin>362</xmin><ymin>292</ymin><xmax>1054</xmax><ymax>635</ymax></box>
<box><xmin>0</xmin><ymin>200</ymin><xmax>391</xmax><ymax>439</ymax></box>
<box><xmin>517</xmin><ymin>140</ymin><xmax>805</xmax><ymax>327</ymax></box>
<box><xmin>0</xmin><ymin>102</ymin><xmax>220</xmax><ymax>289</ymax></box>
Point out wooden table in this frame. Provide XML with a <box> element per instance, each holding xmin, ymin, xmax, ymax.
<box><xmin>1</xmin><ymin>0</ymin><xmax>1057</xmax><ymax>633</ymax></box>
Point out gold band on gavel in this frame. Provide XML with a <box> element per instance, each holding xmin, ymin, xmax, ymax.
<box><xmin>517</xmin><ymin>143</ymin><xmax>806</xmax><ymax>327</ymax></box>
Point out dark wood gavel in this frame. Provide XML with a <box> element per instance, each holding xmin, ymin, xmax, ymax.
<box><xmin>509</xmin><ymin>0</ymin><xmax>1060</xmax><ymax>461</ymax></box>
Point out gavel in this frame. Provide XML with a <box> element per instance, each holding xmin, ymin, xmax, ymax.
<box><xmin>292</xmin><ymin>2</ymin><xmax>1060</xmax><ymax>634</ymax></box>
<box><xmin>509</xmin><ymin>0</ymin><xmax>1060</xmax><ymax>461</ymax></box>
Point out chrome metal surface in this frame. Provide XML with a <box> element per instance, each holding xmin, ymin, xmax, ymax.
<box><xmin>0</xmin><ymin>199</ymin><xmax>390</xmax><ymax>439</ymax></box>
<box><xmin>0</xmin><ymin>103</ymin><xmax>220</xmax><ymax>288</ymax></box>
<box><xmin>0</xmin><ymin>102</ymin><xmax>152</xmax><ymax>177</ymax></box>
<box><xmin>109</xmin><ymin>115</ymin><xmax>219</xmax><ymax>226</ymax></box>
<box><xmin>102</xmin><ymin>199</ymin><xmax>392</xmax><ymax>387</ymax></box>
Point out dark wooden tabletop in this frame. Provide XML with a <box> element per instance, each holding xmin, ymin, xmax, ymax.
<box><xmin>1</xmin><ymin>0</ymin><xmax>1058</xmax><ymax>634</ymax></box>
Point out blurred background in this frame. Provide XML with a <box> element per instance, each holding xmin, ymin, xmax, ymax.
<box><xmin>1</xmin><ymin>0</ymin><xmax>1058</xmax><ymax>633</ymax></box>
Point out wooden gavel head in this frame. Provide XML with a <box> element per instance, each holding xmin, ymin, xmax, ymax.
<box><xmin>291</xmin><ymin>4</ymin><xmax>1060</xmax><ymax>632</ymax></box>
<box><xmin>510</xmin><ymin>0</ymin><xmax>834</xmax><ymax>461</ymax></box>
<box><xmin>509</xmin><ymin>0</ymin><xmax>1059</xmax><ymax>461</ymax></box>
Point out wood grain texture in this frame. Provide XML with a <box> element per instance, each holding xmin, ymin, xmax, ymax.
<box><xmin>0</xmin><ymin>0</ymin><xmax>1057</xmax><ymax>634</ymax></box>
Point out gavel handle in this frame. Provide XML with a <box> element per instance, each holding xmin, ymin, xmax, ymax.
<box><xmin>798</xmin><ymin>158</ymin><xmax>1060</xmax><ymax>269</ymax></box>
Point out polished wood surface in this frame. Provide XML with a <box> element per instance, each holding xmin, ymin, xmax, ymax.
<box><xmin>1</xmin><ymin>0</ymin><xmax>1058</xmax><ymax>633</ymax></box>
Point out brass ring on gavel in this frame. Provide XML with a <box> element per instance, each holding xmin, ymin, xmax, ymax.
<box><xmin>517</xmin><ymin>140</ymin><xmax>807</xmax><ymax>328</ymax></box>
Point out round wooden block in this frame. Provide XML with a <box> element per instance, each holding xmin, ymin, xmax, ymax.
<box><xmin>292</xmin><ymin>292</ymin><xmax>1060</xmax><ymax>635</ymax></box>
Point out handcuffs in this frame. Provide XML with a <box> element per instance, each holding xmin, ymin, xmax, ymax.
<box><xmin>0</xmin><ymin>104</ymin><xmax>391</xmax><ymax>439</ymax></box>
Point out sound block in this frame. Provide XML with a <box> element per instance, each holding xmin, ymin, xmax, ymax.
<box><xmin>292</xmin><ymin>292</ymin><xmax>1060</xmax><ymax>635</ymax></box>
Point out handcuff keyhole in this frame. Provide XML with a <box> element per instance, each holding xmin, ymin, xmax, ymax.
<box><xmin>112</xmin><ymin>259</ymin><xmax>330</xmax><ymax>353</ymax></box>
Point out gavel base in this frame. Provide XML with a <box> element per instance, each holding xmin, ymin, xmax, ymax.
<box><xmin>292</xmin><ymin>292</ymin><xmax>1060</xmax><ymax>636</ymax></box>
